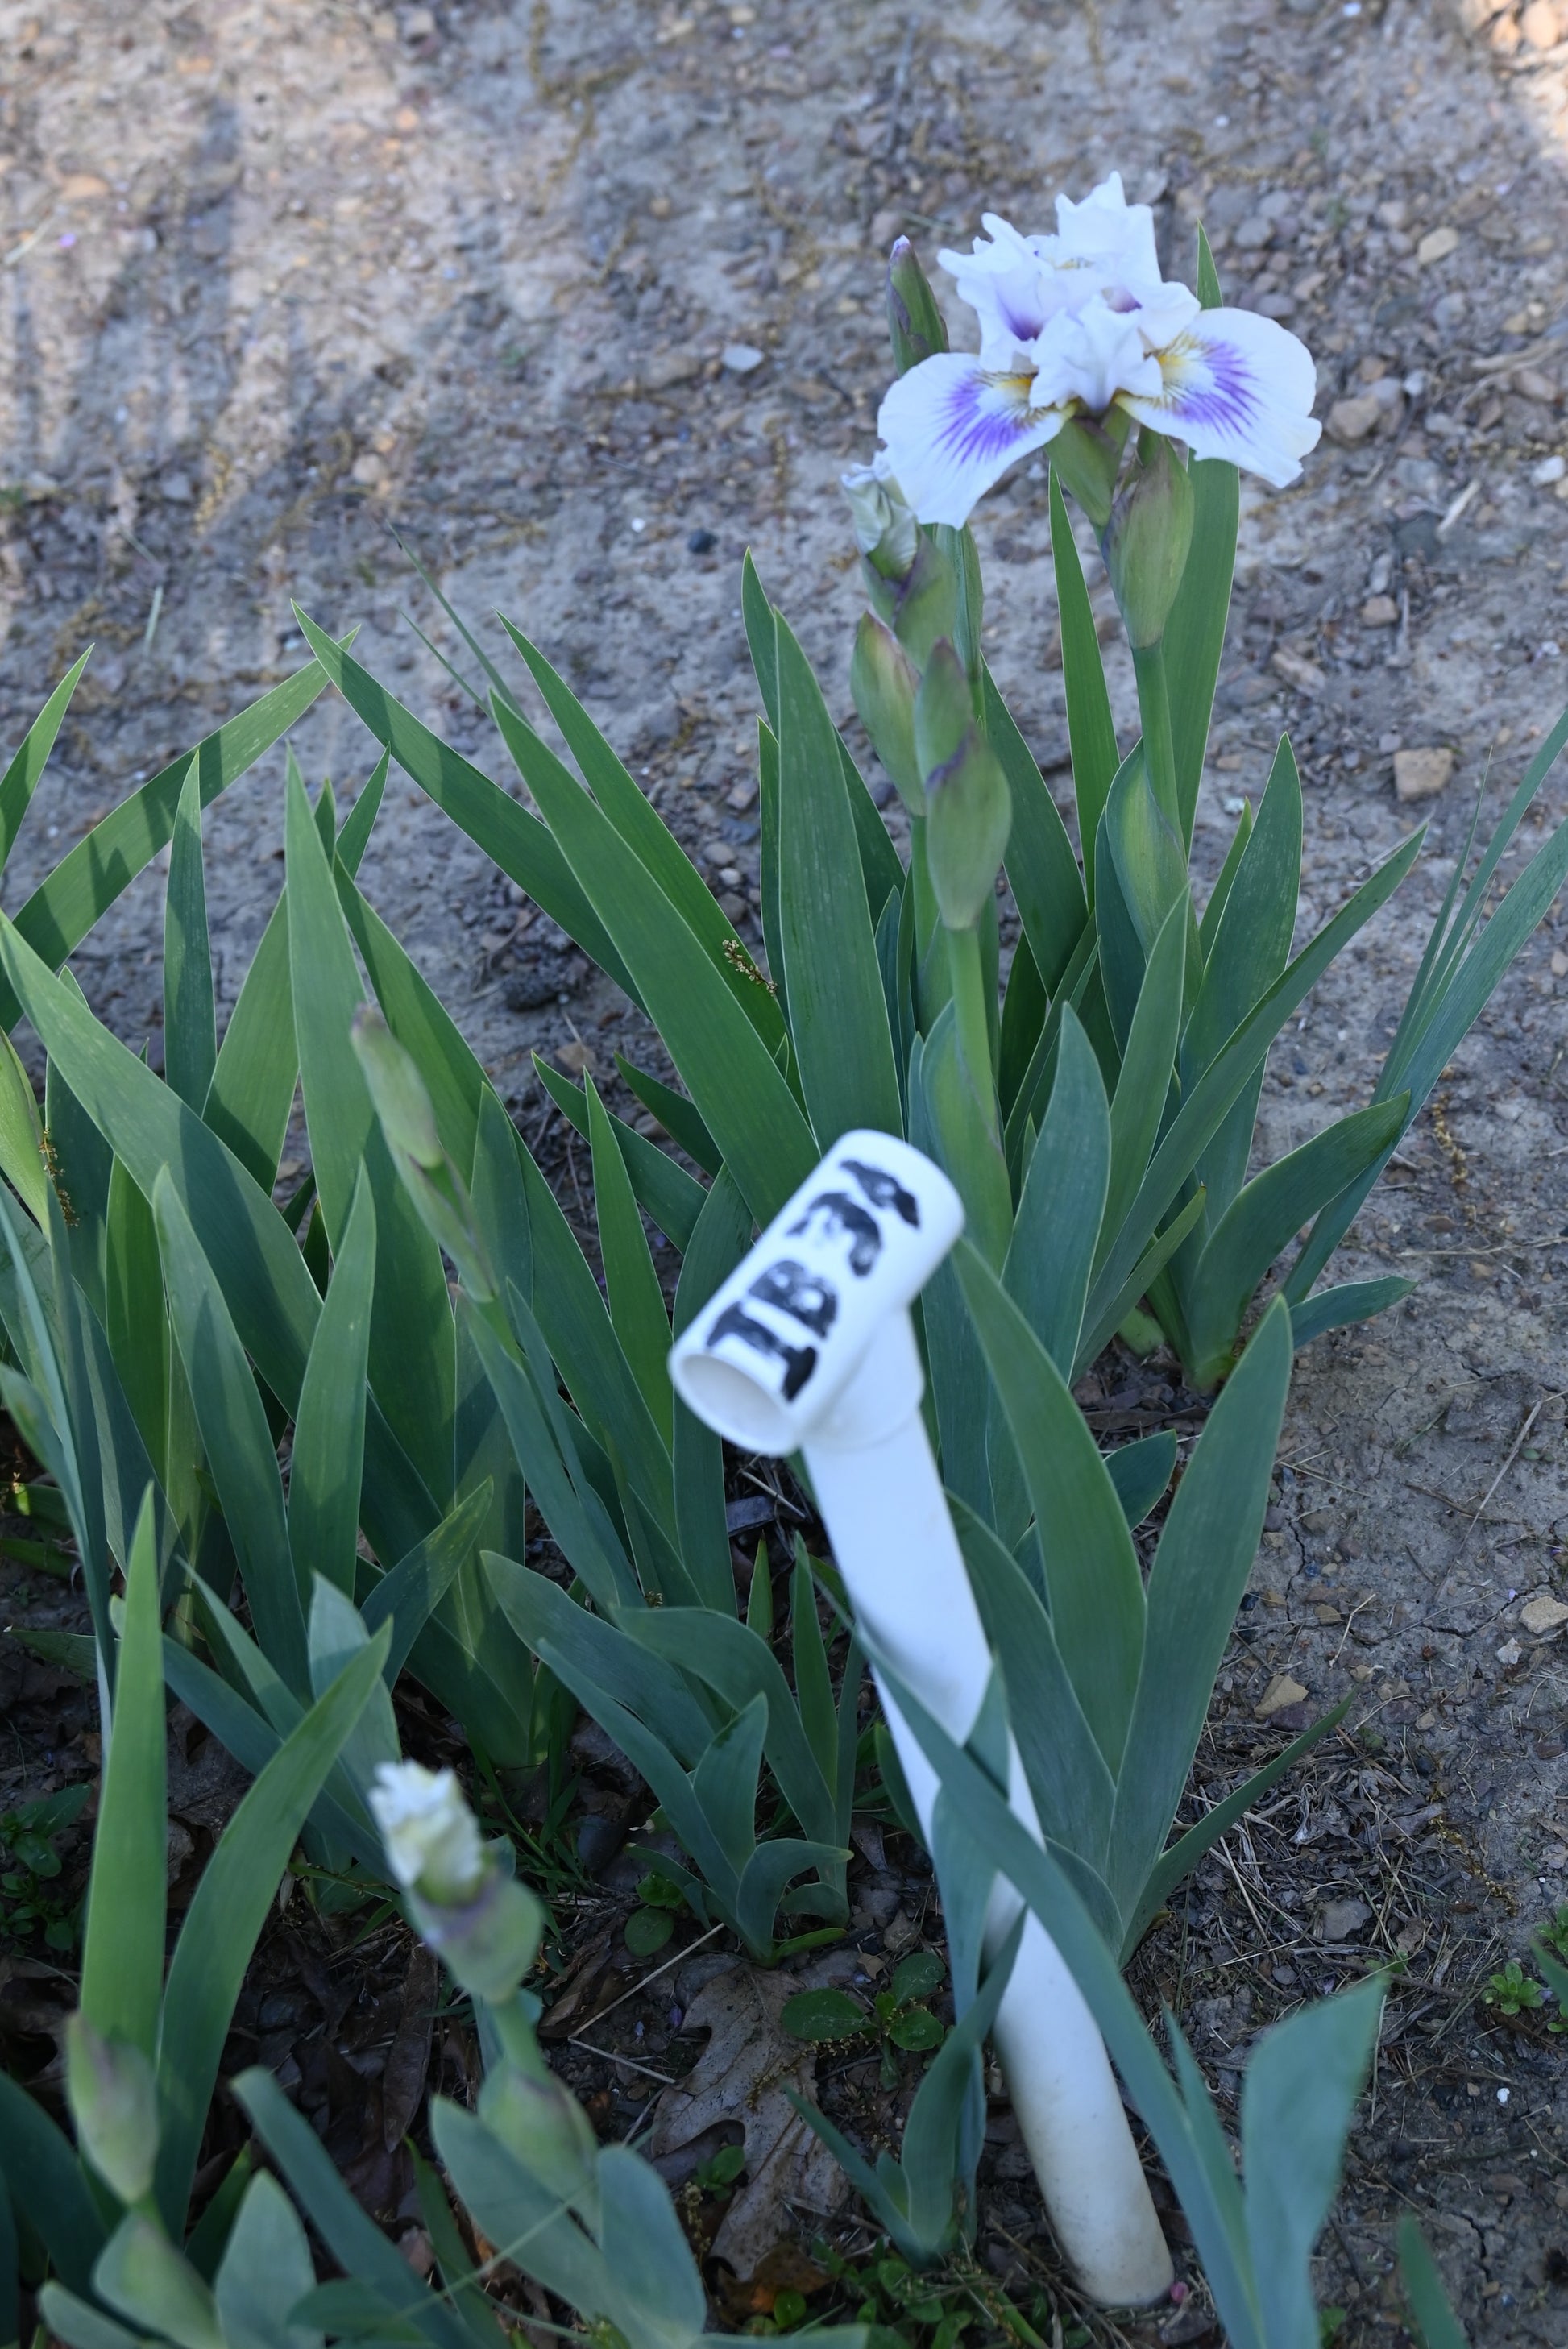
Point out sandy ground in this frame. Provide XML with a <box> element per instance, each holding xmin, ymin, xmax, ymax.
<box><xmin>6</xmin><ymin>0</ymin><xmax>1568</xmax><ymax>2332</ymax></box>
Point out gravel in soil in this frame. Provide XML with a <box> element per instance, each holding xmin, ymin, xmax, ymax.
<box><xmin>8</xmin><ymin>0</ymin><xmax>1568</xmax><ymax>2339</ymax></box>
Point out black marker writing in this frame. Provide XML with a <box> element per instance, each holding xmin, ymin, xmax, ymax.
<box><xmin>786</xmin><ymin>1191</ymin><xmax>882</xmax><ymax>1276</ymax></box>
<box><xmin>707</xmin><ymin>1302</ymin><xmax>818</xmax><ymax>1399</ymax></box>
<box><xmin>749</xmin><ymin>1258</ymin><xmax>838</xmax><ymax>1338</ymax></box>
<box><xmin>842</xmin><ymin>1160</ymin><xmax>919</xmax><ymax>1227</ymax></box>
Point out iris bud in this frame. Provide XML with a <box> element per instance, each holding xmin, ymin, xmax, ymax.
<box><xmin>350</xmin><ymin>1006</ymin><xmax>443</xmax><ymax>1168</ymax></box>
<box><xmin>371</xmin><ymin>1761</ymin><xmax>487</xmax><ymax>1906</ymax></box>
<box><xmin>850</xmin><ymin>614</ymin><xmax>923</xmax><ymax>816</ymax></box>
<box><xmin>1047</xmin><ymin>414</ymin><xmax>1126</xmax><ymax>534</ymax></box>
<box><xmin>65</xmin><ymin>2018</ymin><xmax>159</xmax><ymax>2206</ymax></box>
<box><xmin>1101</xmin><ymin>436</ymin><xmax>1195</xmax><ymax>650</ymax></box>
<box><xmin>886</xmin><ymin>236</ymin><xmax>949</xmax><ymax>378</ymax></box>
<box><xmin>841</xmin><ymin>460</ymin><xmax>919</xmax><ymax>583</ymax></box>
<box><xmin>371</xmin><ymin>1762</ymin><xmax>545</xmax><ymax>2007</ymax></box>
<box><xmin>409</xmin><ymin>1870</ymin><xmax>545</xmax><ymax>2008</ymax></box>
<box><xmin>352</xmin><ymin>1010</ymin><xmax>496</xmax><ymax>1300</ymax></box>
<box><xmin>480</xmin><ymin>2065</ymin><xmax>600</xmax><ymax>2214</ymax></box>
<box><xmin>916</xmin><ymin>641</ymin><xmax>1012</xmax><ymax>932</ymax></box>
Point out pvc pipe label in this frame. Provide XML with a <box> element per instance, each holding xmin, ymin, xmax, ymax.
<box><xmin>669</xmin><ymin>1129</ymin><xmax>963</xmax><ymax>1454</ymax></box>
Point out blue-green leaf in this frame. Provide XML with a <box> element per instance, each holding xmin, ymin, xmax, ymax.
<box><xmin>164</xmin><ymin>761</ymin><xmax>217</xmax><ymax>1112</ymax></box>
<box><xmin>954</xmin><ymin>1240</ymin><xmax>1144</xmax><ymax>1771</ymax></box>
<box><xmin>79</xmin><ymin>1492</ymin><xmax>167</xmax><ymax>2056</ymax></box>
<box><xmin>153</xmin><ymin>1168</ymin><xmax>309</xmax><ymax>1694</ymax></box>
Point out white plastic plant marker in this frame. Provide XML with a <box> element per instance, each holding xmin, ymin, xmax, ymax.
<box><xmin>669</xmin><ymin>1130</ymin><xmax>1172</xmax><ymax>2307</ymax></box>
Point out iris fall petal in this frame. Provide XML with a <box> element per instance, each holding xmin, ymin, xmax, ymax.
<box><xmin>1117</xmin><ymin>304</ymin><xmax>1322</xmax><ymax>488</ymax></box>
<box><xmin>876</xmin><ymin>353</ymin><xmax>1065</xmax><ymax>530</ymax></box>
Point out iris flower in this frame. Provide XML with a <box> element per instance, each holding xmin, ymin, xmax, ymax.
<box><xmin>877</xmin><ymin>174</ymin><xmax>1321</xmax><ymax>527</ymax></box>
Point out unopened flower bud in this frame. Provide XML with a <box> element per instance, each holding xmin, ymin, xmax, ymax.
<box><xmin>1101</xmin><ymin>436</ymin><xmax>1195</xmax><ymax>650</ymax></box>
<box><xmin>850</xmin><ymin>614</ymin><xmax>923</xmax><ymax>816</ymax></box>
<box><xmin>1047</xmin><ymin>415</ymin><xmax>1125</xmax><ymax>535</ymax></box>
<box><xmin>867</xmin><ymin>536</ymin><xmax>960</xmax><ymax>673</ymax></box>
<box><xmin>371</xmin><ymin>1762</ymin><xmax>545</xmax><ymax>2005</ymax></box>
<box><xmin>352</xmin><ymin>1011</ymin><xmax>496</xmax><ymax>1300</ymax></box>
<box><xmin>840</xmin><ymin>459</ymin><xmax>919</xmax><ymax>583</ymax></box>
<box><xmin>371</xmin><ymin>1761</ymin><xmax>487</xmax><ymax>1907</ymax></box>
<box><xmin>480</xmin><ymin>2065</ymin><xmax>599</xmax><ymax>2212</ymax></box>
<box><xmin>411</xmin><ymin>1870</ymin><xmax>545</xmax><ymax>2008</ymax></box>
<box><xmin>66</xmin><ymin>2017</ymin><xmax>159</xmax><ymax>2206</ymax></box>
<box><xmin>916</xmin><ymin>641</ymin><xmax>1012</xmax><ymax>932</ymax></box>
<box><xmin>886</xmin><ymin>236</ymin><xmax>948</xmax><ymax>378</ymax></box>
<box><xmin>351</xmin><ymin>1008</ymin><xmax>443</xmax><ymax>1170</ymax></box>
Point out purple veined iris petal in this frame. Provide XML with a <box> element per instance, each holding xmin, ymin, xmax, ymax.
<box><xmin>1120</xmin><ymin>305</ymin><xmax>1321</xmax><ymax>488</ymax></box>
<box><xmin>935</xmin><ymin>368</ymin><xmax>1041</xmax><ymax>467</ymax></box>
<box><xmin>998</xmin><ymin>292</ymin><xmax>1047</xmax><ymax>341</ymax></box>
<box><xmin>1160</xmin><ymin>327</ymin><xmax>1262</xmax><ymax>437</ymax></box>
<box><xmin>877</xmin><ymin>352</ymin><xmax>1064</xmax><ymax>528</ymax></box>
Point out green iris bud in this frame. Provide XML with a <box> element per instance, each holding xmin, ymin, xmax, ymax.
<box><xmin>886</xmin><ymin>236</ymin><xmax>949</xmax><ymax>377</ymax></box>
<box><xmin>850</xmin><ymin>613</ymin><xmax>923</xmax><ymax>816</ymax></box>
<box><xmin>351</xmin><ymin>1008</ymin><xmax>496</xmax><ymax>1300</ymax></box>
<box><xmin>1048</xmin><ymin>413</ymin><xmax>1129</xmax><ymax>534</ymax></box>
<box><xmin>916</xmin><ymin>641</ymin><xmax>1012</xmax><ymax>932</ymax></box>
<box><xmin>862</xmin><ymin>534</ymin><xmax>960</xmax><ymax>673</ymax></box>
<box><xmin>350</xmin><ymin>1003</ymin><xmax>442</xmax><ymax>1168</ymax></box>
<box><xmin>65</xmin><ymin>2018</ymin><xmax>159</xmax><ymax>2207</ymax></box>
<box><xmin>1101</xmin><ymin>435</ymin><xmax>1195</xmax><ymax>650</ymax></box>
<box><xmin>480</xmin><ymin>2065</ymin><xmax>600</xmax><ymax>2215</ymax></box>
<box><xmin>409</xmin><ymin>1870</ymin><xmax>545</xmax><ymax>2007</ymax></box>
<box><xmin>841</xmin><ymin>463</ymin><xmax>919</xmax><ymax>583</ymax></box>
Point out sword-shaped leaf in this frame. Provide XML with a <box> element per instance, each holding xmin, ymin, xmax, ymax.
<box><xmin>163</xmin><ymin>762</ymin><xmax>216</xmax><ymax>1112</ymax></box>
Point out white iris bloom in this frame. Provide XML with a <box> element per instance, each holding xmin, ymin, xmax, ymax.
<box><xmin>370</xmin><ymin>1759</ymin><xmax>487</xmax><ymax>1906</ymax></box>
<box><xmin>877</xmin><ymin>174</ymin><xmax>1321</xmax><ymax>528</ymax></box>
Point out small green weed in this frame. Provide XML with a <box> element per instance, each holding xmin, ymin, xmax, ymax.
<box><xmin>693</xmin><ymin>2142</ymin><xmax>747</xmax><ymax>2202</ymax></box>
<box><xmin>1483</xmin><ymin>1960</ymin><xmax>1545</xmax><ymax>2018</ymax></box>
<box><xmin>0</xmin><ymin>1783</ymin><xmax>90</xmax><ymax>1949</ymax></box>
<box><xmin>809</xmin><ymin>2243</ymin><xmax>1071</xmax><ymax>2349</ymax></box>
<box><xmin>782</xmin><ymin>1952</ymin><xmax>948</xmax><ymax>2089</ymax></box>
<box><xmin>627</xmin><ymin>1864</ymin><xmax>689</xmax><ymax>1954</ymax></box>
<box><xmin>1538</xmin><ymin>1904</ymin><xmax>1568</xmax><ymax>1965</ymax></box>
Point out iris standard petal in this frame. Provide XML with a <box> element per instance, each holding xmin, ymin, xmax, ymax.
<box><xmin>1031</xmin><ymin>295</ymin><xmax>1164</xmax><ymax>416</ymax></box>
<box><xmin>1118</xmin><ymin>305</ymin><xmax>1321</xmax><ymax>487</ymax></box>
<box><xmin>877</xmin><ymin>352</ymin><xmax>1065</xmax><ymax>527</ymax></box>
<box><xmin>1051</xmin><ymin>171</ymin><xmax>1161</xmax><ymax>287</ymax></box>
<box><xmin>940</xmin><ymin>215</ymin><xmax>1063</xmax><ymax>363</ymax></box>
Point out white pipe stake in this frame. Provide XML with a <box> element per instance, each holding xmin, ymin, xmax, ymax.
<box><xmin>670</xmin><ymin>1131</ymin><xmax>1172</xmax><ymax>2306</ymax></box>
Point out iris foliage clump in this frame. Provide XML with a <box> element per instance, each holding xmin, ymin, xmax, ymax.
<box><xmin>0</xmin><ymin>179</ymin><xmax>1541</xmax><ymax>2348</ymax></box>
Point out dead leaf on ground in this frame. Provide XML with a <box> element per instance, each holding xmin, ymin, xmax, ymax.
<box><xmin>384</xmin><ymin>1941</ymin><xmax>440</xmax><ymax>2148</ymax></box>
<box><xmin>1255</xmin><ymin>1673</ymin><xmax>1309</xmax><ymax>1720</ymax></box>
<box><xmin>165</xmin><ymin>1716</ymin><xmax>250</xmax><ymax>1832</ymax></box>
<box><xmin>1320</xmin><ymin>1896</ymin><xmax>1373</xmax><ymax>1943</ymax></box>
<box><xmin>538</xmin><ymin>1927</ymin><xmax>616</xmax><ymax>2040</ymax></box>
<box><xmin>647</xmin><ymin>1961</ymin><xmax>849</xmax><ymax>2274</ymax></box>
<box><xmin>713</xmin><ymin>2240</ymin><xmax>831</xmax><ymax>2322</ymax></box>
